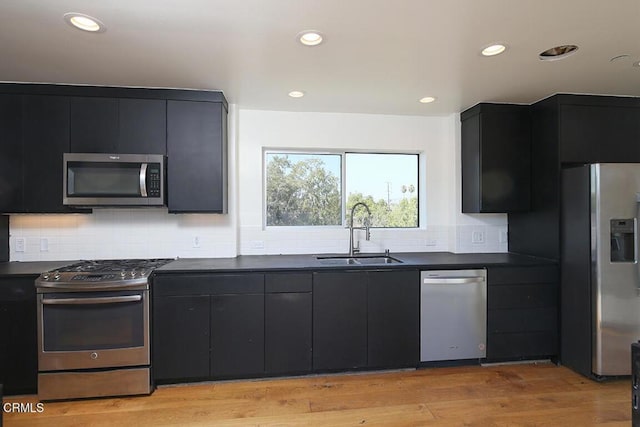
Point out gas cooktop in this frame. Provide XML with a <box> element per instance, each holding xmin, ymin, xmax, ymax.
<box><xmin>35</xmin><ymin>258</ymin><xmax>174</xmax><ymax>291</ymax></box>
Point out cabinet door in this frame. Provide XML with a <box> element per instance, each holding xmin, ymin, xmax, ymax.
<box><xmin>0</xmin><ymin>94</ymin><xmax>23</xmax><ymax>212</ymax></box>
<box><xmin>118</xmin><ymin>98</ymin><xmax>166</xmax><ymax>154</ymax></box>
<box><xmin>461</xmin><ymin>104</ymin><xmax>531</xmax><ymax>213</ymax></box>
<box><xmin>70</xmin><ymin>97</ymin><xmax>119</xmax><ymax>153</ymax></box>
<box><xmin>560</xmin><ymin>104</ymin><xmax>640</xmax><ymax>163</ymax></box>
<box><xmin>152</xmin><ymin>295</ymin><xmax>210</xmax><ymax>381</ymax></box>
<box><xmin>313</xmin><ymin>271</ymin><xmax>367</xmax><ymax>371</ymax></box>
<box><xmin>167</xmin><ymin>100</ymin><xmax>227</xmax><ymax>213</ymax></box>
<box><xmin>367</xmin><ymin>270</ymin><xmax>419</xmax><ymax>368</ymax></box>
<box><xmin>486</xmin><ymin>266</ymin><xmax>558</xmax><ymax>361</ymax></box>
<box><xmin>22</xmin><ymin>95</ymin><xmax>81</xmax><ymax>213</ymax></box>
<box><xmin>210</xmin><ymin>294</ymin><xmax>264</xmax><ymax>377</ymax></box>
<box><xmin>265</xmin><ymin>293</ymin><xmax>312</xmax><ymax>374</ymax></box>
<box><xmin>0</xmin><ymin>277</ymin><xmax>38</xmax><ymax>394</ymax></box>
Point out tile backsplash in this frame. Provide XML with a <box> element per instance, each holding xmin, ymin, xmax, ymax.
<box><xmin>9</xmin><ymin>209</ymin><xmax>237</xmax><ymax>261</ymax></box>
<box><xmin>9</xmin><ymin>212</ymin><xmax>507</xmax><ymax>262</ymax></box>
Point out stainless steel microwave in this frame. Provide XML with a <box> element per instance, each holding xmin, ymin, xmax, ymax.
<box><xmin>63</xmin><ymin>153</ymin><xmax>165</xmax><ymax>207</ymax></box>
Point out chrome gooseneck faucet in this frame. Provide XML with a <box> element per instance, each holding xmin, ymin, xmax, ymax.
<box><xmin>349</xmin><ymin>202</ymin><xmax>372</xmax><ymax>256</ymax></box>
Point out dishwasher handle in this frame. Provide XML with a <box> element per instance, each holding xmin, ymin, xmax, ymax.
<box><xmin>422</xmin><ymin>277</ymin><xmax>485</xmax><ymax>285</ymax></box>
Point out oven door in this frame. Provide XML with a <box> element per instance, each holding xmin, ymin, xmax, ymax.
<box><xmin>37</xmin><ymin>290</ymin><xmax>149</xmax><ymax>371</ymax></box>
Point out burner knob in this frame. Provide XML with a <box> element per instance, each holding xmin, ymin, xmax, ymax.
<box><xmin>53</xmin><ymin>272</ymin><xmax>61</xmax><ymax>281</ymax></box>
<box><xmin>42</xmin><ymin>272</ymin><xmax>50</xmax><ymax>280</ymax></box>
<box><xmin>130</xmin><ymin>271</ymin><xmax>137</xmax><ymax>278</ymax></box>
<box><xmin>120</xmin><ymin>271</ymin><xmax>127</xmax><ymax>279</ymax></box>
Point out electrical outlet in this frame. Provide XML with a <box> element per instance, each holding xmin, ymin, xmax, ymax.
<box><xmin>193</xmin><ymin>236</ymin><xmax>201</xmax><ymax>248</ymax></box>
<box><xmin>251</xmin><ymin>240</ymin><xmax>265</xmax><ymax>249</ymax></box>
<box><xmin>15</xmin><ymin>237</ymin><xmax>26</xmax><ymax>252</ymax></box>
<box><xmin>40</xmin><ymin>238</ymin><xmax>49</xmax><ymax>252</ymax></box>
<box><xmin>425</xmin><ymin>238</ymin><xmax>437</xmax><ymax>247</ymax></box>
<box><xmin>499</xmin><ymin>230</ymin><xmax>508</xmax><ymax>243</ymax></box>
<box><xmin>471</xmin><ymin>231</ymin><xmax>485</xmax><ymax>244</ymax></box>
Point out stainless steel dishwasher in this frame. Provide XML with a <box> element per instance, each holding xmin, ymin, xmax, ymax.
<box><xmin>420</xmin><ymin>269</ymin><xmax>487</xmax><ymax>362</ymax></box>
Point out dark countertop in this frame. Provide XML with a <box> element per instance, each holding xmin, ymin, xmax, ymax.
<box><xmin>156</xmin><ymin>252</ymin><xmax>556</xmax><ymax>274</ymax></box>
<box><xmin>0</xmin><ymin>260</ymin><xmax>77</xmax><ymax>277</ymax></box>
<box><xmin>0</xmin><ymin>252</ymin><xmax>556</xmax><ymax>279</ymax></box>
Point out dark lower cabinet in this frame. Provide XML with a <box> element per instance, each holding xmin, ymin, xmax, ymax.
<box><xmin>313</xmin><ymin>271</ymin><xmax>368</xmax><ymax>371</ymax></box>
<box><xmin>486</xmin><ymin>266</ymin><xmax>558</xmax><ymax>361</ymax></box>
<box><xmin>0</xmin><ymin>277</ymin><xmax>38</xmax><ymax>395</ymax></box>
<box><xmin>152</xmin><ymin>295</ymin><xmax>210</xmax><ymax>381</ymax></box>
<box><xmin>313</xmin><ymin>269</ymin><xmax>419</xmax><ymax>371</ymax></box>
<box><xmin>367</xmin><ymin>270</ymin><xmax>419</xmax><ymax>368</ymax></box>
<box><xmin>265</xmin><ymin>273</ymin><xmax>312</xmax><ymax>375</ymax></box>
<box><xmin>152</xmin><ymin>273</ymin><xmax>265</xmax><ymax>382</ymax></box>
<box><xmin>211</xmin><ymin>294</ymin><xmax>264</xmax><ymax>378</ymax></box>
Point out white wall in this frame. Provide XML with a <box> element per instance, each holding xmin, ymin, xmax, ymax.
<box><xmin>8</xmin><ymin>106</ymin><xmax>507</xmax><ymax>261</ymax></box>
<box><xmin>237</xmin><ymin>109</ymin><xmax>507</xmax><ymax>256</ymax></box>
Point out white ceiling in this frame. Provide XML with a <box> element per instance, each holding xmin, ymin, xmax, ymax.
<box><xmin>1</xmin><ymin>0</ymin><xmax>639</xmax><ymax>116</ymax></box>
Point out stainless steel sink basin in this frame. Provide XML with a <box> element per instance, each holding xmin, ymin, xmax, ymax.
<box><xmin>316</xmin><ymin>255</ymin><xmax>403</xmax><ymax>265</ymax></box>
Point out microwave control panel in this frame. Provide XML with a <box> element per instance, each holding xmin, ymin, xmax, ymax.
<box><xmin>148</xmin><ymin>164</ymin><xmax>161</xmax><ymax>197</ymax></box>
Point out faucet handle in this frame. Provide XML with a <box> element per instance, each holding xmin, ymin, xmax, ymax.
<box><xmin>385</xmin><ymin>248</ymin><xmax>390</xmax><ymax>256</ymax></box>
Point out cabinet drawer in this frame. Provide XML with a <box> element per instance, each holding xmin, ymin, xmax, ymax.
<box><xmin>488</xmin><ymin>266</ymin><xmax>558</xmax><ymax>285</ymax></box>
<box><xmin>153</xmin><ymin>273</ymin><xmax>264</xmax><ymax>296</ymax></box>
<box><xmin>488</xmin><ymin>283</ymin><xmax>557</xmax><ymax>309</ymax></box>
<box><xmin>487</xmin><ymin>331</ymin><xmax>557</xmax><ymax>360</ymax></box>
<box><xmin>488</xmin><ymin>307</ymin><xmax>557</xmax><ymax>333</ymax></box>
<box><xmin>266</xmin><ymin>273</ymin><xmax>312</xmax><ymax>293</ymax></box>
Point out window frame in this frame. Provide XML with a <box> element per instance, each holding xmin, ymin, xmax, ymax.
<box><xmin>263</xmin><ymin>148</ymin><xmax>421</xmax><ymax>229</ymax></box>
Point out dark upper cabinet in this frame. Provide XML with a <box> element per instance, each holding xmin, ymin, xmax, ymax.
<box><xmin>461</xmin><ymin>103</ymin><xmax>531</xmax><ymax>213</ymax></box>
<box><xmin>0</xmin><ymin>277</ymin><xmax>38</xmax><ymax>394</ymax></box>
<box><xmin>22</xmin><ymin>95</ymin><xmax>86</xmax><ymax>213</ymax></box>
<box><xmin>118</xmin><ymin>98</ymin><xmax>167</xmax><ymax>154</ymax></box>
<box><xmin>70</xmin><ymin>97</ymin><xmax>167</xmax><ymax>154</ymax></box>
<box><xmin>559</xmin><ymin>103</ymin><xmax>640</xmax><ymax>163</ymax></box>
<box><xmin>367</xmin><ymin>270</ymin><xmax>419</xmax><ymax>369</ymax></box>
<box><xmin>167</xmin><ymin>100</ymin><xmax>227</xmax><ymax>213</ymax></box>
<box><xmin>0</xmin><ymin>94</ymin><xmax>23</xmax><ymax>212</ymax></box>
<box><xmin>312</xmin><ymin>271</ymin><xmax>368</xmax><ymax>371</ymax></box>
<box><xmin>70</xmin><ymin>97</ymin><xmax>119</xmax><ymax>153</ymax></box>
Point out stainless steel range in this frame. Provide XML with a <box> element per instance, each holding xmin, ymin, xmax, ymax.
<box><xmin>35</xmin><ymin>259</ymin><xmax>172</xmax><ymax>401</ymax></box>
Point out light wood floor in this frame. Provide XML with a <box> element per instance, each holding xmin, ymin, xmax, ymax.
<box><xmin>2</xmin><ymin>362</ymin><xmax>631</xmax><ymax>426</ymax></box>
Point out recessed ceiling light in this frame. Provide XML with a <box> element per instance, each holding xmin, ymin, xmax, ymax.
<box><xmin>63</xmin><ymin>12</ymin><xmax>106</xmax><ymax>33</ymax></box>
<box><xmin>610</xmin><ymin>54</ymin><xmax>630</xmax><ymax>63</ymax></box>
<box><xmin>288</xmin><ymin>91</ymin><xmax>305</xmax><ymax>98</ymax></box>
<box><xmin>481</xmin><ymin>44</ymin><xmax>507</xmax><ymax>57</ymax></box>
<box><xmin>419</xmin><ymin>96</ymin><xmax>436</xmax><ymax>104</ymax></box>
<box><xmin>298</xmin><ymin>31</ymin><xmax>324</xmax><ymax>46</ymax></box>
<box><xmin>633</xmin><ymin>61</ymin><xmax>640</xmax><ymax>68</ymax></box>
<box><xmin>539</xmin><ymin>45</ymin><xmax>578</xmax><ymax>61</ymax></box>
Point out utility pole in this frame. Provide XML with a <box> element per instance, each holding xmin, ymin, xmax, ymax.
<box><xmin>386</xmin><ymin>181</ymin><xmax>392</xmax><ymax>207</ymax></box>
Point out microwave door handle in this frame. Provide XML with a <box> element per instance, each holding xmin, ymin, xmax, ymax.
<box><xmin>140</xmin><ymin>163</ymin><xmax>148</xmax><ymax>197</ymax></box>
<box><xmin>41</xmin><ymin>295</ymin><xmax>142</xmax><ymax>305</ymax></box>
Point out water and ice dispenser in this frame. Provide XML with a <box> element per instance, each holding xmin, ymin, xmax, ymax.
<box><xmin>610</xmin><ymin>219</ymin><xmax>636</xmax><ymax>262</ymax></box>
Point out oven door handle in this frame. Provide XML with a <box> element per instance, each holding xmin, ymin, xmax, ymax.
<box><xmin>41</xmin><ymin>295</ymin><xmax>142</xmax><ymax>305</ymax></box>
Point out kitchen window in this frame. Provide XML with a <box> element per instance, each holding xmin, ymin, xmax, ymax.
<box><xmin>264</xmin><ymin>151</ymin><xmax>419</xmax><ymax>228</ymax></box>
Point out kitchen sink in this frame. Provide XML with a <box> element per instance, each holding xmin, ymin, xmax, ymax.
<box><xmin>316</xmin><ymin>255</ymin><xmax>403</xmax><ymax>265</ymax></box>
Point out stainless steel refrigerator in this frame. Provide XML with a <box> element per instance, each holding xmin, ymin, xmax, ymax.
<box><xmin>562</xmin><ymin>163</ymin><xmax>640</xmax><ymax>377</ymax></box>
